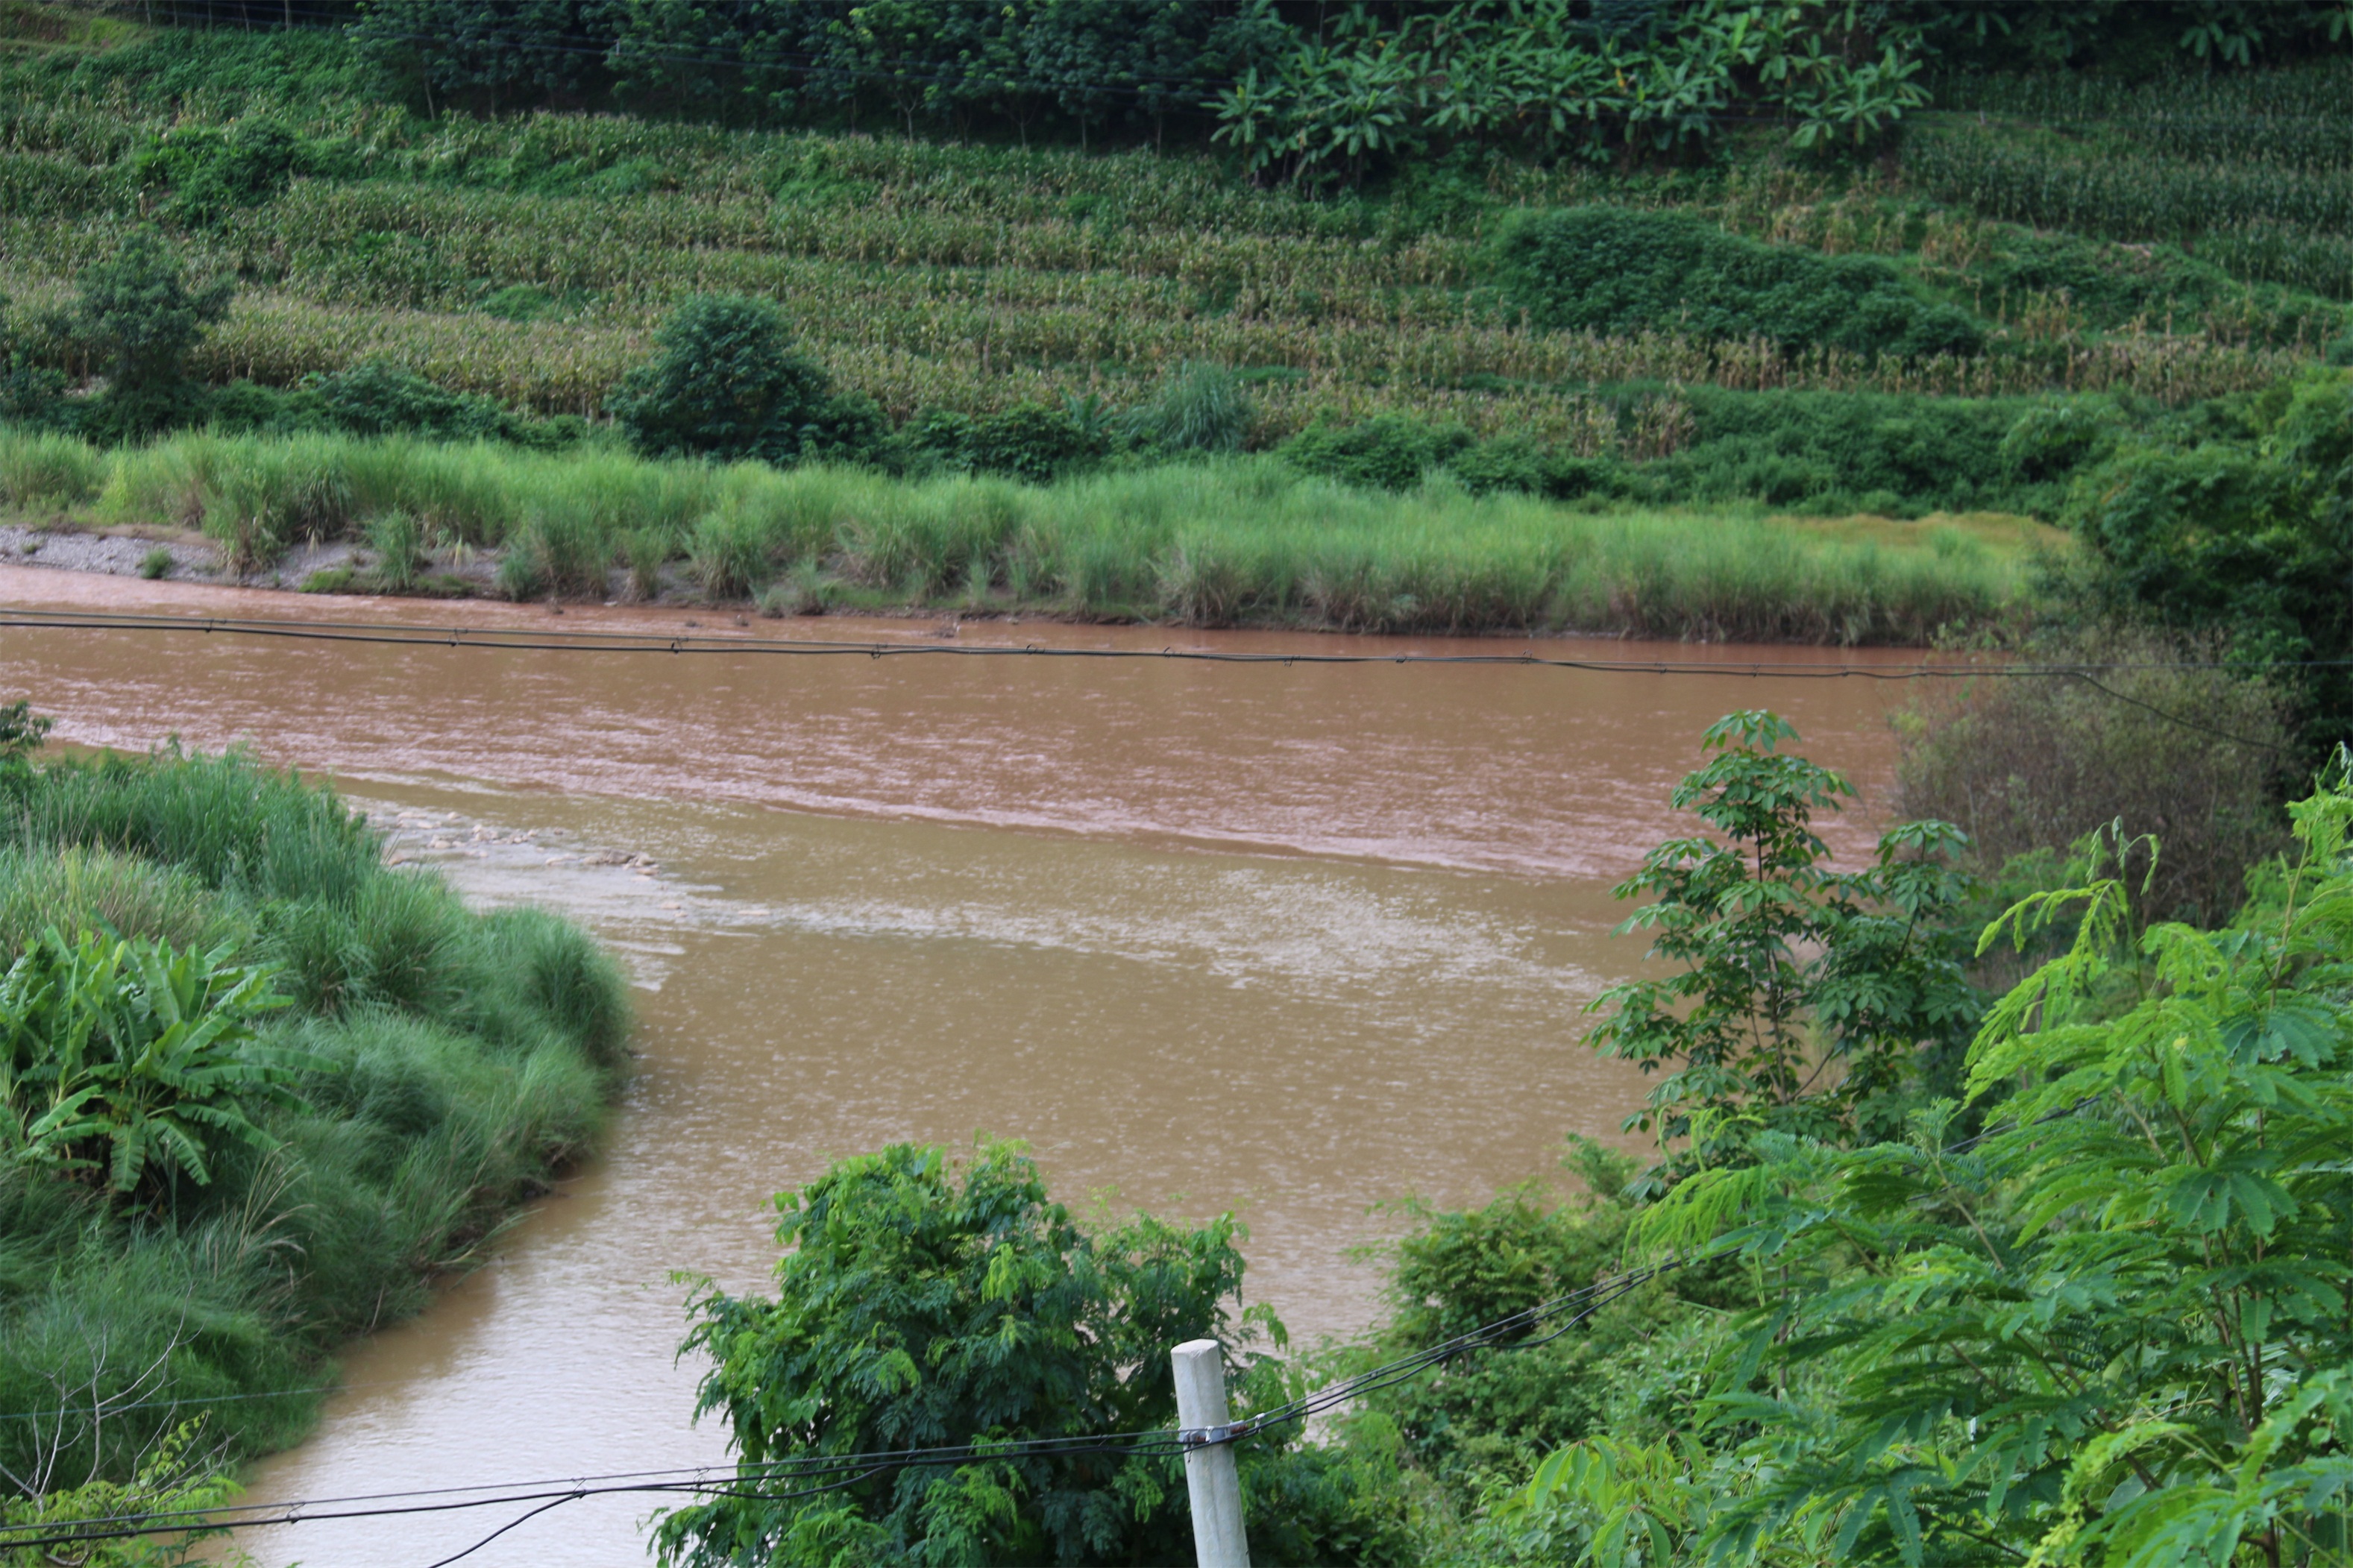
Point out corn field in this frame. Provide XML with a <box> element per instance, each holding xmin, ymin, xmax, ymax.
<box><xmin>1907</xmin><ymin>59</ymin><xmax>2353</xmax><ymax>301</ymax></box>
<box><xmin>0</xmin><ymin>35</ymin><xmax>2341</xmax><ymax>428</ymax></box>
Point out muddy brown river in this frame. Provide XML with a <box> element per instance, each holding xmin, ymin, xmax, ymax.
<box><xmin>0</xmin><ymin>567</ymin><xmax>1913</xmax><ymax>1564</ymax></box>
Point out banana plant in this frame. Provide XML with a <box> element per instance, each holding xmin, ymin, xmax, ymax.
<box><xmin>0</xmin><ymin>928</ymin><xmax>315</xmax><ymax>1201</ymax></box>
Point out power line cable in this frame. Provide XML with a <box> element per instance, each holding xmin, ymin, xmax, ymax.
<box><xmin>4</xmin><ymin>605</ymin><xmax>2346</xmax><ymax>680</ymax></box>
<box><xmin>0</xmin><ymin>1094</ymin><xmax>2094</xmax><ymax>1556</ymax></box>
<box><xmin>1</xmin><ymin>605</ymin><xmax>2316</xmax><ymax>755</ymax></box>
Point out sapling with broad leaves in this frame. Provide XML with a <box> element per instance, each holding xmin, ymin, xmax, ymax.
<box><xmin>1586</xmin><ymin>710</ymin><xmax>1981</xmax><ymax>1182</ymax></box>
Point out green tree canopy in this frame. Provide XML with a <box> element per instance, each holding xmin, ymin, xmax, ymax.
<box><xmin>605</xmin><ymin>295</ymin><xmax>836</xmax><ymax>465</ymax></box>
<box><xmin>656</xmin><ymin>1139</ymin><xmax>1416</xmax><ymax>1567</ymax></box>
<box><xmin>68</xmin><ymin>228</ymin><xmax>233</xmax><ymax>433</ymax></box>
<box><xmin>1586</xmin><ymin>710</ymin><xmax>1982</xmax><ymax>1176</ymax></box>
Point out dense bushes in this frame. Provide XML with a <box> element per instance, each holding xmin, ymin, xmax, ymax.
<box><xmin>1275</xmin><ymin>387</ymin><xmax>2093</xmax><ymax>517</ymax></box>
<box><xmin>1895</xmin><ymin>628</ymin><xmax>2296</xmax><ymax>926</ymax></box>
<box><xmin>1495</xmin><ymin>208</ymin><xmax>1983</xmax><ymax>361</ymax></box>
<box><xmin>1497</xmin><ymin>770</ymin><xmax>2353</xmax><ymax>1565</ymax></box>
<box><xmin>2058</xmin><ymin>366</ymin><xmax>2353</xmax><ymax>760</ymax></box>
<box><xmin>604</xmin><ymin>295</ymin><xmax>840</xmax><ymax>464</ymax></box>
<box><xmin>659</xmin><ymin>1140</ymin><xmax>1416</xmax><ymax>1567</ymax></box>
<box><xmin>0</xmin><ymin>737</ymin><xmax>629</xmax><ymax>1495</ymax></box>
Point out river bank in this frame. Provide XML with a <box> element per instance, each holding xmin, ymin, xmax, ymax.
<box><xmin>0</xmin><ymin>720</ymin><xmax>632</xmax><ymax>1528</ymax></box>
<box><xmin>0</xmin><ymin>429</ymin><xmax>2056</xmax><ymax>644</ymax></box>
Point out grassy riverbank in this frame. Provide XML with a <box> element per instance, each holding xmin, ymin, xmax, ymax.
<box><xmin>0</xmin><ymin>428</ymin><xmax>2042</xmax><ymax>643</ymax></box>
<box><xmin>0</xmin><ymin>731</ymin><xmax>628</xmax><ymax>1496</ymax></box>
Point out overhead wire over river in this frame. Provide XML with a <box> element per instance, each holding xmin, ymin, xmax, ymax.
<box><xmin>0</xmin><ymin>565</ymin><xmax>1921</xmax><ymax>1564</ymax></box>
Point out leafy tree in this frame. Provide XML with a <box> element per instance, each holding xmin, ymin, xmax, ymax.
<box><xmin>351</xmin><ymin>0</ymin><xmax>604</xmax><ymax>115</ymax></box>
<box><xmin>1509</xmin><ymin>774</ymin><xmax>2353</xmax><ymax>1566</ymax></box>
<box><xmin>1586</xmin><ymin>711</ymin><xmax>1981</xmax><ymax>1176</ymax></box>
<box><xmin>0</xmin><ymin>295</ymin><xmax>63</xmax><ymax>428</ymax></box>
<box><xmin>0</xmin><ymin>1419</ymin><xmax>239</xmax><ymax>1567</ymax></box>
<box><xmin>66</xmin><ymin>229</ymin><xmax>233</xmax><ymax>436</ymax></box>
<box><xmin>2064</xmin><ymin>367</ymin><xmax>2353</xmax><ymax>765</ymax></box>
<box><xmin>656</xmin><ymin>1139</ymin><xmax>1414</xmax><ymax>1567</ymax></box>
<box><xmin>606</xmin><ymin>295</ymin><xmax>838</xmax><ymax>465</ymax></box>
<box><xmin>0</xmin><ymin>931</ymin><xmax>310</xmax><ymax>1202</ymax></box>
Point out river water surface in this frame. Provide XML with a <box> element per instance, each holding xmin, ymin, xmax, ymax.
<box><xmin>0</xmin><ymin>567</ymin><xmax>1912</xmax><ymax>1566</ymax></box>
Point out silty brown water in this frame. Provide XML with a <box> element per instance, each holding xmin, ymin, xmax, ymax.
<box><xmin>0</xmin><ymin>567</ymin><xmax>1912</xmax><ymax>1565</ymax></box>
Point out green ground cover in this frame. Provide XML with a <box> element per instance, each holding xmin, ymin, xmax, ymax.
<box><xmin>0</xmin><ymin>717</ymin><xmax>629</xmax><ymax>1543</ymax></box>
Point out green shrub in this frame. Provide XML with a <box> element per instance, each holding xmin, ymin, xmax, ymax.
<box><xmin>0</xmin><ymin>290</ymin><xmax>65</xmax><ymax>428</ymax></box>
<box><xmin>1603</xmin><ymin>773</ymin><xmax>2353</xmax><ymax>1564</ymax></box>
<box><xmin>913</xmin><ymin>401</ymin><xmax>1108</xmax><ymax>482</ymax></box>
<box><xmin>1495</xmin><ymin>207</ymin><xmax>1984</xmax><ymax>360</ymax></box>
<box><xmin>0</xmin><ymin>929</ymin><xmax>307</xmax><ymax>1198</ymax></box>
<box><xmin>1656</xmin><ymin>385</ymin><xmax>2055</xmax><ymax>515</ymax></box>
<box><xmin>656</xmin><ymin>1139</ymin><xmax>1413</xmax><ymax>1568</ymax></box>
<box><xmin>1589</xmin><ymin>711</ymin><xmax>1982</xmax><ymax>1166</ymax></box>
<box><xmin>310</xmin><ymin>360</ymin><xmax>491</xmax><ymax>441</ymax></box>
<box><xmin>133</xmin><ymin>115</ymin><xmax>302</xmax><ymax>228</ymax></box>
<box><xmin>2062</xmin><ymin>367</ymin><xmax>2353</xmax><ymax>758</ymax></box>
<box><xmin>1354</xmin><ymin>1140</ymin><xmax>1738</xmax><ymax>1514</ymax></box>
<box><xmin>66</xmin><ymin>228</ymin><xmax>234</xmax><ymax>438</ymax></box>
<box><xmin>1281</xmin><ymin>415</ymin><xmax>1474</xmax><ymax>492</ymax></box>
<box><xmin>606</xmin><ymin>295</ymin><xmax>834</xmax><ymax>465</ymax></box>
<box><xmin>1894</xmin><ymin>627</ymin><xmax>2296</xmax><ymax>926</ymax></box>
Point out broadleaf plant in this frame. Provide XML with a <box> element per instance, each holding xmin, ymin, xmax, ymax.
<box><xmin>1586</xmin><ymin>711</ymin><xmax>1981</xmax><ymax>1181</ymax></box>
<box><xmin>1594</xmin><ymin>770</ymin><xmax>2353</xmax><ymax>1565</ymax></box>
<box><xmin>0</xmin><ymin>928</ymin><xmax>309</xmax><ymax>1200</ymax></box>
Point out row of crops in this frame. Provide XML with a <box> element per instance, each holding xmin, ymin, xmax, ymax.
<box><xmin>0</xmin><ymin>30</ymin><xmax>2349</xmax><ymax>427</ymax></box>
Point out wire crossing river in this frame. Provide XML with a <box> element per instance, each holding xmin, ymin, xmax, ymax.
<box><xmin>0</xmin><ymin>567</ymin><xmax>1911</xmax><ymax>1566</ymax></box>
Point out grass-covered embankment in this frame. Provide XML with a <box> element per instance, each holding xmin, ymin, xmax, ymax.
<box><xmin>0</xmin><ymin>426</ymin><xmax>2042</xmax><ymax>643</ymax></box>
<box><xmin>0</xmin><ymin>724</ymin><xmax>628</xmax><ymax>1496</ymax></box>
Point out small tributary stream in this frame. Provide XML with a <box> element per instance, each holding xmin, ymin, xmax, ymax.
<box><xmin>0</xmin><ymin>567</ymin><xmax>1913</xmax><ymax>1565</ymax></box>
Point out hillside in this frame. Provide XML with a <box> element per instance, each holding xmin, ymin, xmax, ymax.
<box><xmin>0</xmin><ymin>4</ymin><xmax>2347</xmax><ymax>637</ymax></box>
<box><xmin>1</xmin><ymin>19</ymin><xmax>2344</xmax><ymax>427</ymax></box>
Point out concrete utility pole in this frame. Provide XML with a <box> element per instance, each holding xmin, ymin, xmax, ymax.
<box><xmin>1171</xmin><ymin>1338</ymin><xmax>1251</xmax><ymax>1568</ymax></box>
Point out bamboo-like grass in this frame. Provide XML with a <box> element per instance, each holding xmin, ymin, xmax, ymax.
<box><xmin>4</xmin><ymin>426</ymin><xmax>2037</xmax><ymax>643</ymax></box>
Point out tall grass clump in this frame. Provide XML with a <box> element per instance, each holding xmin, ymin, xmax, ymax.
<box><xmin>41</xmin><ymin>431</ymin><xmax>2028</xmax><ymax>641</ymax></box>
<box><xmin>0</xmin><ymin>738</ymin><xmax>632</xmax><ymax>1492</ymax></box>
<box><xmin>1122</xmin><ymin>362</ymin><xmax>1253</xmax><ymax>454</ymax></box>
<box><xmin>0</xmin><ymin>428</ymin><xmax>102</xmax><ymax>509</ymax></box>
